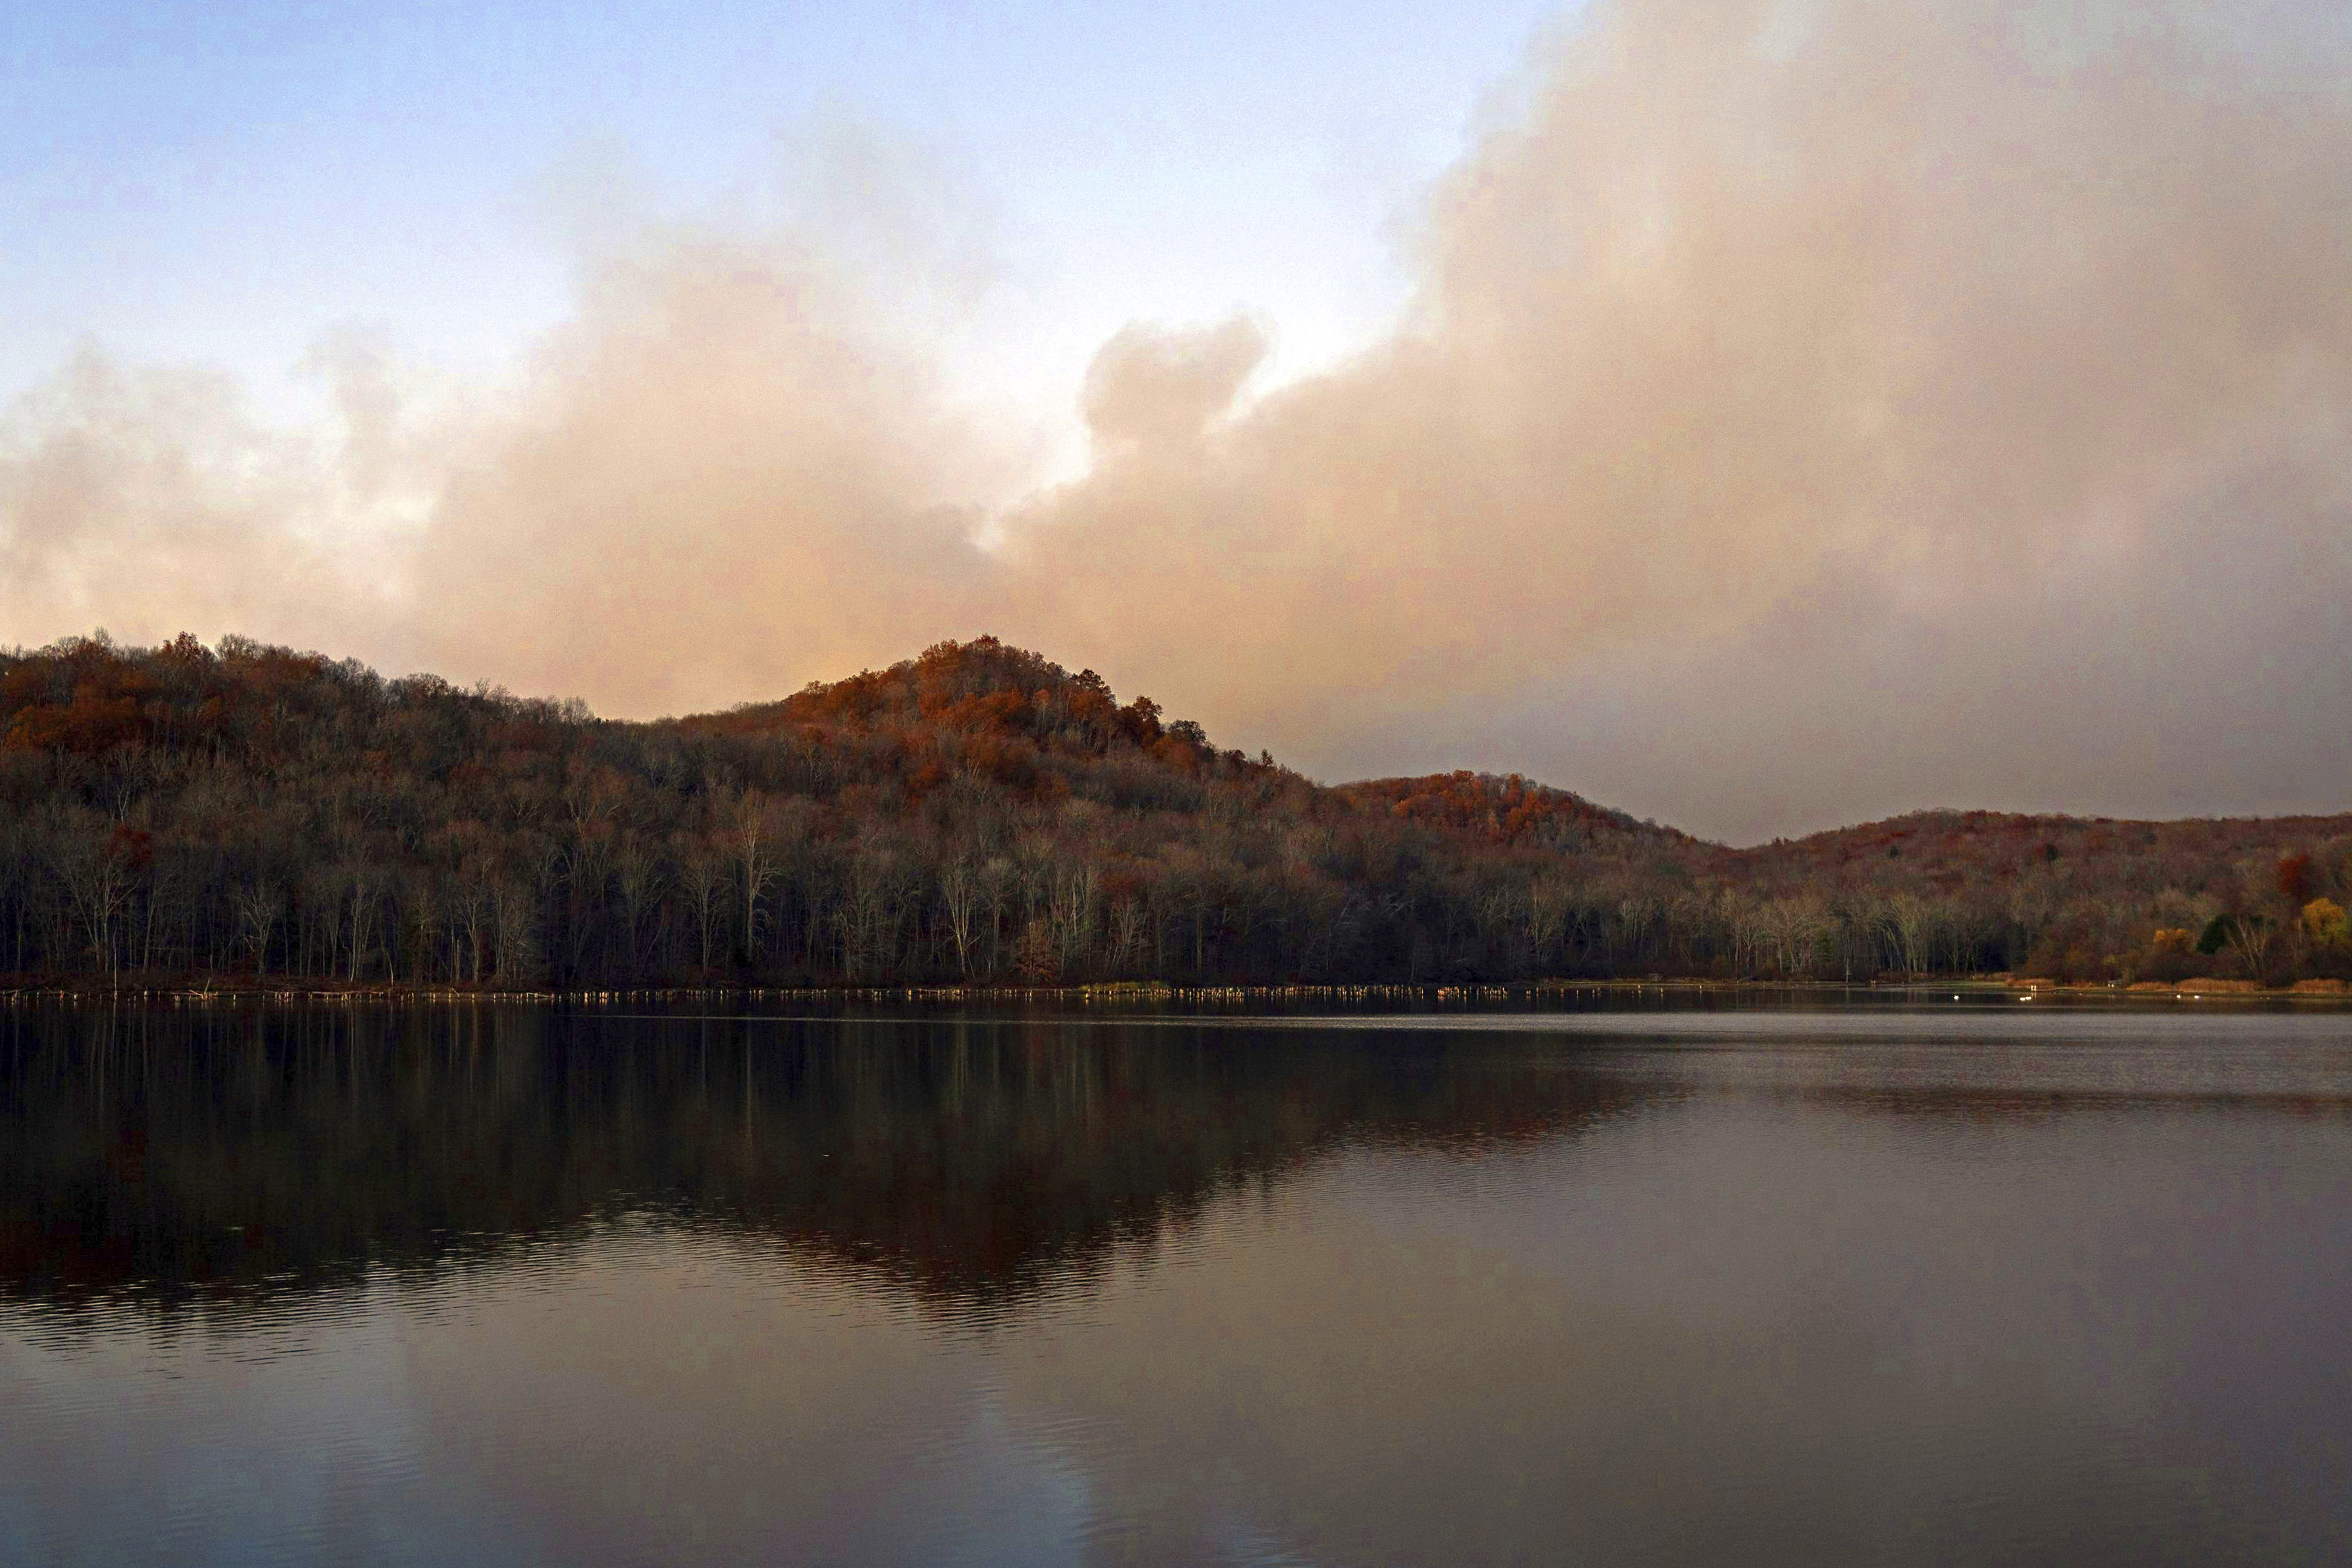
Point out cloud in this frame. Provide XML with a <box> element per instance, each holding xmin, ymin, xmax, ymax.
<box><xmin>1080</xmin><ymin>317</ymin><xmax>1271</xmax><ymax>450</ymax></box>
<box><xmin>0</xmin><ymin>350</ymin><xmax>390</xmax><ymax>652</ymax></box>
<box><xmin>405</xmin><ymin>229</ymin><xmax>1010</xmax><ymax>713</ymax></box>
<box><xmin>6</xmin><ymin>0</ymin><xmax>2352</xmax><ymax>836</ymax></box>
<box><xmin>1003</xmin><ymin>0</ymin><xmax>2352</xmax><ymax>831</ymax></box>
<box><xmin>1017</xmin><ymin>2</ymin><xmax>2352</xmax><ymax>743</ymax></box>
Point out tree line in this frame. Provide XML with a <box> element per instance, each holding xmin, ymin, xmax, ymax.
<box><xmin>4</xmin><ymin>631</ymin><xmax>2349</xmax><ymax>990</ymax></box>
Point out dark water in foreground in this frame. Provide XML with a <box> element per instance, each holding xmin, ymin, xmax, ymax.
<box><xmin>2</xmin><ymin>1001</ymin><xmax>2349</xmax><ymax>1566</ymax></box>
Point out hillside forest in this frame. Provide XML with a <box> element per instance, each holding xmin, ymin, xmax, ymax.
<box><xmin>4</xmin><ymin>632</ymin><xmax>2349</xmax><ymax>992</ymax></box>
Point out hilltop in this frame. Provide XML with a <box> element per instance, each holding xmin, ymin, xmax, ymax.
<box><xmin>1</xmin><ymin>632</ymin><xmax>2346</xmax><ymax>989</ymax></box>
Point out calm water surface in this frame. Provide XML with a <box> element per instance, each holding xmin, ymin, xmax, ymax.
<box><xmin>2</xmin><ymin>1000</ymin><xmax>2349</xmax><ymax>1565</ymax></box>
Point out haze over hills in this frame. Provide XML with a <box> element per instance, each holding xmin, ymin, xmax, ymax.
<box><xmin>2</xmin><ymin>631</ymin><xmax>2348</xmax><ymax>990</ymax></box>
<box><xmin>10</xmin><ymin>0</ymin><xmax>2352</xmax><ymax>843</ymax></box>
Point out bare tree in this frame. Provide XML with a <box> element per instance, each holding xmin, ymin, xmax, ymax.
<box><xmin>611</xmin><ymin>834</ymin><xmax>666</xmax><ymax>981</ymax></box>
<box><xmin>489</xmin><ymin>876</ymin><xmax>538</xmax><ymax>982</ymax></box>
<box><xmin>1719</xmin><ymin>891</ymin><xmax>1765</xmax><ymax>978</ymax></box>
<box><xmin>1047</xmin><ymin>860</ymin><xmax>1100</xmax><ymax>974</ymax></box>
<box><xmin>2223</xmin><ymin>913</ymin><xmax>2281</xmax><ymax>987</ymax></box>
<box><xmin>675</xmin><ymin>835</ymin><xmax>728</xmax><ymax>974</ymax></box>
<box><xmin>978</xmin><ymin>856</ymin><xmax>1016</xmax><ymax>975</ymax></box>
<box><xmin>1108</xmin><ymin>894</ymin><xmax>1147</xmax><ymax>974</ymax></box>
<box><xmin>343</xmin><ymin>865</ymin><xmax>382</xmax><ymax>982</ymax></box>
<box><xmin>840</xmin><ymin>842</ymin><xmax>917</xmax><ymax>981</ymax></box>
<box><xmin>44</xmin><ymin>813</ymin><xmax>136</xmax><ymax>989</ymax></box>
<box><xmin>939</xmin><ymin>854</ymin><xmax>985</xmax><ymax>978</ymax></box>
<box><xmin>1521</xmin><ymin>875</ymin><xmax>1572</xmax><ymax>971</ymax></box>
<box><xmin>452</xmin><ymin>869</ymin><xmax>494</xmax><ymax>984</ymax></box>
<box><xmin>234</xmin><ymin>878</ymin><xmax>281</xmax><ymax>978</ymax></box>
<box><xmin>1884</xmin><ymin>893</ymin><xmax>1932</xmax><ymax>978</ymax></box>
<box><xmin>1615</xmin><ymin>893</ymin><xmax>1660</xmax><ymax>970</ymax></box>
<box><xmin>726</xmin><ymin>790</ymin><xmax>787</xmax><ymax>968</ymax></box>
<box><xmin>1761</xmin><ymin>895</ymin><xmax>1827</xmax><ymax>978</ymax></box>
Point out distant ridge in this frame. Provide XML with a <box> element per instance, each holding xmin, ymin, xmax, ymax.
<box><xmin>2</xmin><ymin>631</ymin><xmax>2347</xmax><ymax>989</ymax></box>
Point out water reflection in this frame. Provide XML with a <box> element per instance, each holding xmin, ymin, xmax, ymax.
<box><xmin>0</xmin><ymin>1003</ymin><xmax>1650</xmax><ymax>1322</ymax></box>
<box><xmin>3</xmin><ymin>1003</ymin><xmax>2349</xmax><ymax>1566</ymax></box>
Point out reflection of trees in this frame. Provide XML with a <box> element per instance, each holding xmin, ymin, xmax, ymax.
<box><xmin>1788</xmin><ymin>1082</ymin><xmax>2352</xmax><ymax>1123</ymax></box>
<box><xmin>0</xmin><ymin>1006</ymin><xmax>1650</xmax><ymax>1322</ymax></box>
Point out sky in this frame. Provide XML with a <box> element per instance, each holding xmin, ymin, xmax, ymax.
<box><xmin>4</xmin><ymin>0</ymin><xmax>1553</xmax><ymax>447</ymax></box>
<box><xmin>6</xmin><ymin>0</ymin><xmax>2352</xmax><ymax>843</ymax></box>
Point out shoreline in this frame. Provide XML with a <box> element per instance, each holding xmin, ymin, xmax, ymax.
<box><xmin>3</xmin><ymin>976</ymin><xmax>2345</xmax><ymax>1007</ymax></box>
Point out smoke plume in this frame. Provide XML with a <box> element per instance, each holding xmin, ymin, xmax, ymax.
<box><xmin>6</xmin><ymin>0</ymin><xmax>2351</xmax><ymax>839</ymax></box>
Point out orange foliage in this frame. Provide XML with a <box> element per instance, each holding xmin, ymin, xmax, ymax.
<box><xmin>1340</xmin><ymin>771</ymin><xmax>1652</xmax><ymax>848</ymax></box>
<box><xmin>11</xmin><ymin>629</ymin><xmax>2352</xmax><ymax>990</ymax></box>
<box><xmin>673</xmin><ymin>637</ymin><xmax>1227</xmax><ymax>802</ymax></box>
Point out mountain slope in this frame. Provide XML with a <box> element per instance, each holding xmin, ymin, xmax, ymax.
<box><xmin>1</xmin><ymin>631</ymin><xmax>2346</xmax><ymax>987</ymax></box>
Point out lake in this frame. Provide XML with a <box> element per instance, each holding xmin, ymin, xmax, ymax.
<box><xmin>2</xmin><ymin>998</ymin><xmax>2348</xmax><ymax>1565</ymax></box>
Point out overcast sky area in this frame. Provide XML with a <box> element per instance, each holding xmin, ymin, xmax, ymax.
<box><xmin>6</xmin><ymin>0</ymin><xmax>2351</xmax><ymax>843</ymax></box>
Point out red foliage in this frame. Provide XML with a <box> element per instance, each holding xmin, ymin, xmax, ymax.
<box><xmin>906</xmin><ymin>759</ymin><xmax>951</xmax><ymax>800</ymax></box>
<box><xmin>673</xmin><ymin>636</ymin><xmax>1237</xmax><ymax>802</ymax></box>
<box><xmin>13</xmin><ymin>628</ymin><xmax>2352</xmax><ymax>990</ymax></box>
<box><xmin>4</xmin><ymin>693</ymin><xmax>148</xmax><ymax>756</ymax></box>
<box><xmin>1340</xmin><ymin>771</ymin><xmax>1654</xmax><ymax>848</ymax></box>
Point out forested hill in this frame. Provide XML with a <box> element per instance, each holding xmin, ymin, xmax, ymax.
<box><xmin>2</xmin><ymin>631</ymin><xmax>2348</xmax><ymax>990</ymax></box>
